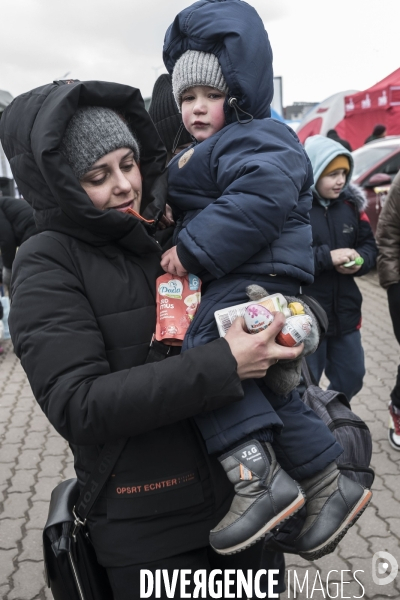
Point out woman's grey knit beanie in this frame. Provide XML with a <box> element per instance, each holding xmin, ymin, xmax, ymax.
<box><xmin>172</xmin><ymin>50</ymin><xmax>229</xmax><ymax>108</ymax></box>
<box><xmin>60</xmin><ymin>106</ymin><xmax>140</xmax><ymax>180</ymax></box>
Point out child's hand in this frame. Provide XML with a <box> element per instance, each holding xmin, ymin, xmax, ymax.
<box><xmin>158</xmin><ymin>204</ymin><xmax>175</xmax><ymax>230</ymax></box>
<box><xmin>334</xmin><ymin>249</ymin><xmax>362</xmax><ymax>275</ymax></box>
<box><xmin>330</xmin><ymin>248</ymin><xmax>354</xmax><ymax>266</ymax></box>
<box><xmin>336</xmin><ymin>263</ymin><xmax>362</xmax><ymax>275</ymax></box>
<box><xmin>161</xmin><ymin>246</ymin><xmax>188</xmax><ymax>276</ymax></box>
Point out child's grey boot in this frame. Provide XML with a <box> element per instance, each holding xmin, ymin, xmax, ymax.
<box><xmin>295</xmin><ymin>462</ymin><xmax>372</xmax><ymax>561</ymax></box>
<box><xmin>209</xmin><ymin>440</ymin><xmax>305</xmax><ymax>555</ymax></box>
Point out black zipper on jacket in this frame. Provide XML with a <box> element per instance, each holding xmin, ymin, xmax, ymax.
<box><xmin>325</xmin><ymin>203</ymin><xmax>341</xmax><ymax>337</ymax></box>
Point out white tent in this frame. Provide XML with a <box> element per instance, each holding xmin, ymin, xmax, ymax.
<box><xmin>296</xmin><ymin>90</ymin><xmax>358</xmax><ymax>145</ymax></box>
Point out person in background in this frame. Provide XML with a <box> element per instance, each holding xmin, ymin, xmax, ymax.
<box><xmin>326</xmin><ymin>129</ymin><xmax>352</xmax><ymax>152</ymax></box>
<box><xmin>0</xmin><ymin>196</ymin><xmax>36</xmax><ymax>289</ymax></box>
<box><xmin>304</xmin><ymin>135</ymin><xmax>378</xmax><ymax>401</ymax></box>
<box><xmin>148</xmin><ymin>73</ymin><xmax>192</xmax><ymax>163</ymax></box>
<box><xmin>376</xmin><ymin>169</ymin><xmax>400</xmax><ymax>451</ymax></box>
<box><xmin>148</xmin><ymin>73</ymin><xmax>193</xmax><ymax>244</ymax></box>
<box><xmin>364</xmin><ymin>124</ymin><xmax>387</xmax><ymax>144</ymax></box>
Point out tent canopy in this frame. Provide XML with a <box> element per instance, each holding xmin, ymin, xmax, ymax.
<box><xmin>296</xmin><ymin>90</ymin><xmax>358</xmax><ymax>145</ymax></box>
<box><xmin>336</xmin><ymin>68</ymin><xmax>400</xmax><ymax>149</ymax></box>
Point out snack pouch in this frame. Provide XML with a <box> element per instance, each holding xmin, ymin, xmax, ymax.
<box><xmin>155</xmin><ymin>274</ymin><xmax>201</xmax><ymax>345</ymax></box>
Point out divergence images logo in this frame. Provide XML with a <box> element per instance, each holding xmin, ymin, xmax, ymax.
<box><xmin>372</xmin><ymin>551</ymin><xmax>398</xmax><ymax>586</ymax></box>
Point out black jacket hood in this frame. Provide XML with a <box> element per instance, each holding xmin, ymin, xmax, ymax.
<box><xmin>0</xmin><ymin>80</ymin><xmax>168</xmax><ymax>253</ymax></box>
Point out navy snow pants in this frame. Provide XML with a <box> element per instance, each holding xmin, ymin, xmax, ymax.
<box><xmin>183</xmin><ymin>275</ymin><xmax>343</xmax><ymax>481</ymax></box>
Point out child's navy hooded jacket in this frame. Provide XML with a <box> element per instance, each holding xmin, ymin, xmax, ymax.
<box><xmin>160</xmin><ymin>1</ymin><xmax>342</xmax><ymax>474</ymax></box>
<box><xmin>163</xmin><ymin>0</ymin><xmax>314</xmax><ymax>292</ymax></box>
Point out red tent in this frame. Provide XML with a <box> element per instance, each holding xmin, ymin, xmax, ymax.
<box><xmin>296</xmin><ymin>90</ymin><xmax>357</xmax><ymax>144</ymax></box>
<box><xmin>336</xmin><ymin>68</ymin><xmax>400</xmax><ymax>150</ymax></box>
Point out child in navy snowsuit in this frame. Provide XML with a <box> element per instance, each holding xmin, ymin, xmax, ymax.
<box><xmin>304</xmin><ymin>135</ymin><xmax>377</xmax><ymax>401</ymax></box>
<box><xmin>161</xmin><ymin>0</ymin><xmax>371</xmax><ymax>560</ymax></box>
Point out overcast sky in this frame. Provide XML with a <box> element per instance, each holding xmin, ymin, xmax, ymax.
<box><xmin>2</xmin><ymin>0</ymin><xmax>400</xmax><ymax>108</ymax></box>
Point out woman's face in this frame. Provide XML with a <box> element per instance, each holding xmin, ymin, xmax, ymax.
<box><xmin>80</xmin><ymin>148</ymin><xmax>142</xmax><ymax>213</ymax></box>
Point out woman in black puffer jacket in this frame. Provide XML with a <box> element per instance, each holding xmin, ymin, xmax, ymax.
<box><xmin>0</xmin><ymin>80</ymin><xmax>299</xmax><ymax>598</ymax></box>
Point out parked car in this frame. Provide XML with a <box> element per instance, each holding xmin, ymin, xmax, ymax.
<box><xmin>351</xmin><ymin>136</ymin><xmax>400</xmax><ymax>233</ymax></box>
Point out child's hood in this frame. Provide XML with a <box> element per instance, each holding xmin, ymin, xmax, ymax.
<box><xmin>163</xmin><ymin>0</ymin><xmax>274</xmax><ymax>121</ymax></box>
<box><xmin>304</xmin><ymin>135</ymin><xmax>354</xmax><ymax>197</ymax></box>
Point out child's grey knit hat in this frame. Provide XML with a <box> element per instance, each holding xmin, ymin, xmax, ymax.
<box><xmin>172</xmin><ymin>50</ymin><xmax>229</xmax><ymax>107</ymax></box>
<box><xmin>60</xmin><ymin>106</ymin><xmax>140</xmax><ymax>180</ymax></box>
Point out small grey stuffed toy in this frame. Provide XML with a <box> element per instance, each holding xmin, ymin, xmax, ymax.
<box><xmin>246</xmin><ymin>285</ymin><xmax>320</xmax><ymax>396</ymax></box>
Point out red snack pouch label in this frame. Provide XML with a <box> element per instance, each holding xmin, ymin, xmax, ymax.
<box><xmin>155</xmin><ymin>274</ymin><xmax>201</xmax><ymax>345</ymax></box>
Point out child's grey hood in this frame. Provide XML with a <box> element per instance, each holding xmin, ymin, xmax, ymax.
<box><xmin>305</xmin><ymin>135</ymin><xmax>354</xmax><ymax>198</ymax></box>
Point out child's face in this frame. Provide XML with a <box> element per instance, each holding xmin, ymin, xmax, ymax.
<box><xmin>316</xmin><ymin>169</ymin><xmax>348</xmax><ymax>200</ymax></box>
<box><xmin>80</xmin><ymin>148</ymin><xmax>142</xmax><ymax>213</ymax></box>
<box><xmin>181</xmin><ymin>86</ymin><xmax>226</xmax><ymax>142</ymax></box>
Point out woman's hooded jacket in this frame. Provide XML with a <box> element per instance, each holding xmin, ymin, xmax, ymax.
<box><xmin>0</xmin><ymin>80</ymin><xmax>245</xmax><ymax>566</ymax></box>
<box><xmin>163</xmin><ymin>0</ymin><xmax>314</xmax><ymax>288</ymax></box>
<box><xmin>304</xmin><ymin>135</ymin><xmax>378</xmax><ymax>336</ymax></box>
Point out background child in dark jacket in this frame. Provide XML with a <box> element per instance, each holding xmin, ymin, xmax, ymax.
<box><xmin>160</xmin><ymin>0</ymin><xmax>372</xmax><ymax>562</ymax></box>
<box><xmin>304</xmin><ymin>135</ymin><xmax>378</xmax><ymax>401</ymax></box>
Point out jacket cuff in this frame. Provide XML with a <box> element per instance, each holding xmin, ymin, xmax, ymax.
<box><xmin>314</xmin><ymin>244</ymin><xmax>334</xmax><ymax>277</ymax></box>
<box><xmin>200</xmin><ymin>338</ymin><xmax>244</xmax><ymax>410</ymax></box>
<box><xmin>322</xmin><ymin>245</ymin><xmax>334</xmax><ymax>269</ymax></box>
<box><xmin>177</xmin><ymin>242</ymin><xmax>204</xmax><ymax>275</ymax></box>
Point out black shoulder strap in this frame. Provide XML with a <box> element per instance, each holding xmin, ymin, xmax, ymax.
<box><xmin>74</xmin><ymin>438</ymin><xmax>127</xmax><ymax>521</ymax></box>
<box><xmin>301</xmin><ymin>357</ymin><xmax>318</xmax><ymax>389</ymax></box>
<box><xmin>297</xmin><ymin>293</ymin><xmax>329</xmax><ymax>340</ymax></box>
<box><xmin>73</xmin><ymin>336</ymin><xmax>172</xmax><ymax>523</ymax></box>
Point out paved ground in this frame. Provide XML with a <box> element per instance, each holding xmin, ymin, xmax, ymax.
<box><xmin>0</xmin><ymin>271</ymin><xmax>399</xmax><ymax>599</ymax></box>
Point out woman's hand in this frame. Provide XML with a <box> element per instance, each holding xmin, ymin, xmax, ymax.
<box><xmin>160</xmin><ymin>246</ymin><xmax>188</xmax><ymax>276</ymax></box>
<box><xmin>224</xmin><ymin>313</ymin><xmax>303</xmax><ymax>380</ymax></box>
